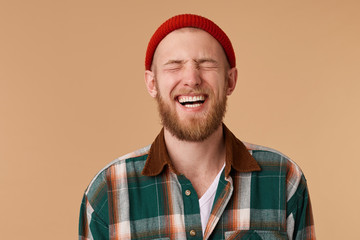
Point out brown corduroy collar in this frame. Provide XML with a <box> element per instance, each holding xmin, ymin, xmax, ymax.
<box><xmin>141</xmin><ymin>124</ymin><xmax>261</xmax><ymax>177</ymax></box>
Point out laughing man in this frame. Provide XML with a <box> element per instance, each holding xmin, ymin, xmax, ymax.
<box><xmin>79</xmin><ymin>14</ymin><xmax>315</xmax><ymax>240</ymax></box>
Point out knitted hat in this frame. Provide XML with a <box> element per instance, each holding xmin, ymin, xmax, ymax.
<box><xmin>145</xmin><ymin>14</ymin><xmax>236</xmax><ymax>70</ymax></box>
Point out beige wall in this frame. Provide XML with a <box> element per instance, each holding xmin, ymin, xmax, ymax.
<box><xmin>1</xmin><ymin>0</ymin><xmax>359</xmax><ymax>239</ymax></box>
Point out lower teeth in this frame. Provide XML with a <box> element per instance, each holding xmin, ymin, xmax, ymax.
<box><xmin>185</xmin><ymin>103</ymin><xmax>201</xmax><ymax>108</ymax></box>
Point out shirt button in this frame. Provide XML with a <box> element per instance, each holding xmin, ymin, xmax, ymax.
<box><xmin>189</xmin><ymin>229</ymin><xmax>196</xmax><ymax>236</ymax></box>
<box><xmin>185</xmin><ymin>190</ymin><xmax>191</xmax><ymax>196</ymax></box>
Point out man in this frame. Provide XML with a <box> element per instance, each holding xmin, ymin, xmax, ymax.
<box><xmin>79</xmin><ymin>14</ymin><xmax>315</xmax><ymax>240</ymax></box>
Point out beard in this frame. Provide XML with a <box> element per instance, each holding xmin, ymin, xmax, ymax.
<box><xmin>155</xmin><ymin>81</ymin><xmax>228</xmax><ymax>142</ymax></box>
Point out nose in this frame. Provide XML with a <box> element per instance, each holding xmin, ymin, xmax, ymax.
<box><xmin>182</xmin><ymin>64</ymin><xmax>201</xmax><ymax>87</ymax></box>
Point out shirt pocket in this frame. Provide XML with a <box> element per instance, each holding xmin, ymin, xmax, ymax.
<box><xmin>225</xmin><ymin>230</ymin><xmax>288</xmax><ymax>240</ymax></box>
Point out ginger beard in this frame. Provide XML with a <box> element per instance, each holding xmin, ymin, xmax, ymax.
<box><xmin>155</xmin><ymin>79</ymin><xmax>228</xmax><ymax>142</ymax></box>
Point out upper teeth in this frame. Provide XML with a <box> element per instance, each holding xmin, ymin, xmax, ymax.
<box><xmin>178</xmin><ymin>95</ymin><xmax>205</xmax><ymax>103</ymax></box>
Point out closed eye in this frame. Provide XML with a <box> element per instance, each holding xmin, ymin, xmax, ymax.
<box><xmin>196</xmin><ymin>59</ymin><xmax>219</xmax><ymax>70</ymax></box>
<box><xmin>164</xmin><ymin>65</ymin><xmax>182</xmax><ymax>72</ymax></box>
<box><xmin>163</xmin><ymin>60</ymin><xmax>184</xmax><ymax>71</ymax></box>
<box><xmin>200</xmin><ymin>63</ymin><xmax>218</xmax><ymax>69</ymax></box>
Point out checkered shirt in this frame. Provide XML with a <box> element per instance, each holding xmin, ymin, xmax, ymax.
<box><xmin>79</xmin><ymin>125</ymin><xmax>315</xmax><ymax>239</ymax></box>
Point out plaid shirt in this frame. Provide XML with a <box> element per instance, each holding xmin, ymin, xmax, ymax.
<box><xmin>79</xmin><ymin>125</ymin><xmax>315</xmax><ymax>239</ymax></box>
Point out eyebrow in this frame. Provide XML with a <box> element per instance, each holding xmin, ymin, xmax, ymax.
<box><xmin>163</xmin><ymin>60</ymin><xmax>187</xmax><ymax>66</ymax></box>
<box><xmin>195</xmin><ymin>58</ymin><xmax>218</xmax><ymax>64</ymax></box>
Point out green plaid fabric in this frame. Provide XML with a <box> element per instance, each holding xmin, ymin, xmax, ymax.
<box><xmin>79</xmin><ymin>127</ymin><xmax>315</xmax><ymax>240</ymax></box>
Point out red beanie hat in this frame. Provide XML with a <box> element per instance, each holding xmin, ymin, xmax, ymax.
<box><xmin>145</xmin><ymin>14</ymin><xmax>236</xmax><ymax>70</ymax></box>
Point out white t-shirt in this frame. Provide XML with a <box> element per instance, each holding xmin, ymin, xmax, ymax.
<box><xmin>199</xmin><ymin>164</ymin><xmax>225</xmax><ymax>235</ymax></box>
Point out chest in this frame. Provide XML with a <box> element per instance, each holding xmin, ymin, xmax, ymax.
<box><xmin>110</xmin><ymin>171</ymin><xmax>289</xmax><ymax>239</ymax></box>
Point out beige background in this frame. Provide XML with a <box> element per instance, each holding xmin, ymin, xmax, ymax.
<box><xmin>1</xmin><ymin>0</ymin><xmax>359</xmax><ymax>239</ymax></box>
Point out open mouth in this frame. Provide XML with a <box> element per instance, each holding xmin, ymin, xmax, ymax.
<box><xmin>177</xmin><ymin>95</ymin><xmax>206</xmax><ymax>108</ymax></box>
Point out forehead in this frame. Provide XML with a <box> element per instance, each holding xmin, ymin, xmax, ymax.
<box><xmin>152</xmin><ymin>28</ymin><xmax>228</xmax><ymax>67</ymax></box>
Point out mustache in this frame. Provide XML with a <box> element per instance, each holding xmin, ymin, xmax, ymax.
<box><xmin>170</xmin><ymin>87</ymin><xmax>212</xmax><ymax>98</ymax></box>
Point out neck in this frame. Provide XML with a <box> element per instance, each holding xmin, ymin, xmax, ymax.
<box><xmin>164</xmin><ymin>124</ymin><xmax>226</xmax><ymax>197</ymax></box>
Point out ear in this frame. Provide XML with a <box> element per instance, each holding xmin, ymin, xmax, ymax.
<box><xmin>144</xmin><ymin>70</ymin><xmax>157</xmax><ymax>98</ymax></box>
<box><xmin>226</xmin><ymin>67</ymin><xmax>238</xmax><ymax>95</ymax></box>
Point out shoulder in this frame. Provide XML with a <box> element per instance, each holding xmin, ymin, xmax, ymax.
<box><xmin>244</xmin><ymin>142</ymin><xmax>290</xmax><ymax>163</ymax></box>
<box><xmin>244</xmin><ymin>142</ymin><xmax>308</xmax><ymax>195</ymax></box>
<box><xmin>83</xmin><ymin>145</ymin><xmax>151</xmax><ymax>205</ymax></box>
<box><xmin>244</xmin><ymin>142</ymin><xmax>304</xmax><ymax>176</ymax></box>
<box><xmin>244</xmin><ymin>142</ymin><xmax>309</xmax><ymax>201</ymax></box>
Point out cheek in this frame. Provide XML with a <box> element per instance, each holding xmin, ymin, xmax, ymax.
<box><xmin>202</xmin><ymin>75</ymin><xmax>226</xmax><ymax>94</ymax></box>
<box><xmin>157</xmin><ymin>75</ymin><xmax>181</xmax><ymax>97</ymax></box>
<box><xmin>156</xmin><ymin>81</ymin><xmax>175</xmax><ymax>100</ymax></box>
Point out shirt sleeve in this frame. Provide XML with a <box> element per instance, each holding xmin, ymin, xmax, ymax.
<box><xmin>79</xmin><ymin>170</ymin><xmax>110</xmax><ymax>240</ymax></box>
<box><xmin>286</xmin><ymin>173</ymin><xmax>316</xmax><ymax>240</ymax></box>
<box><xmin>79</xmin><ymin>194</ymin><xmax>109</xmax><ymax>240</ymax></box>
